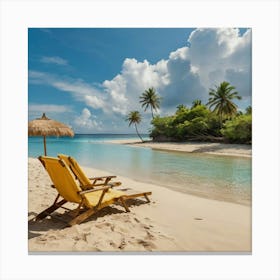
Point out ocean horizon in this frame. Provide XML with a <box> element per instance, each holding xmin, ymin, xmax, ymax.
<box><xmin>28</xmin><ymin>134</ymin><xmax>251</xmax><ymax>205</ymax></box>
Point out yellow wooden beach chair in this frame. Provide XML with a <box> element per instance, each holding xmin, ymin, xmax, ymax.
<box><xmin>58</xmin><ymin>154</ymin><xmax>120</xmax><ymax>190</ymax></box>
<box><xmin>35</xmin><ymin>156</ymin><xmax>152</xmax><ymax>226</ymax></box>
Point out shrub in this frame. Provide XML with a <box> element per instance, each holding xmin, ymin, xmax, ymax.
<box><xmin>150</xmin><ymin>116</ymin><xmax>175</xmax><ymax>138</ymax></box>
<box><xmin>221</xmin><ymin>115</ymin><xmax>252</xmax><ymax>143</ymax></box>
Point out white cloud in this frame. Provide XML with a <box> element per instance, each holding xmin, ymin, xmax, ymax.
<box><xmin>188</xmin><ymin>28</ymin><xmax>252</xmax><ymax>98</ymax></box>
<box><xmin>40</xmin><ymin>56</ymin><xmax>68</xmax><ymax>65</ymax></box>
<box><xmin>102</xmin><ymin>58</ymin><xmax>169</xmax><ymax>116</ymax></box>
<box><xmin>73</xmin><ymin>108</ymin><xmax>102</xmax><ymax>132</ymax></box>
<box><xmin>29</xmin><ymin>71</ymin><xmax>106</xmax><ymax>110</ymax></box>
<box><xmin>169</xmin><ymin>47</ymin><xmax>189</xmax><ymax>60</ymax></box>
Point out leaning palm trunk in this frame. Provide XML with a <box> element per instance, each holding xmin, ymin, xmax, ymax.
<box><xmin>135</xmin><ymin>124</ymin><xmax>144</xmax><ymax>142</ymax></box>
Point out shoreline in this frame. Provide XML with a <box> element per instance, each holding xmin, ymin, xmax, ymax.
<box><xmin>106</xmin><ymin>139</ymin><xmax>252</xmax><ymax>158</ymax></box>
<box><xmin>28</xmin><ymin>157</ymin><xmax>251</xmax><ymax>252</ymax></box>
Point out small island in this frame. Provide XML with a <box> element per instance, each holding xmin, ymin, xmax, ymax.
<box><xmin>126</xmin><ymin>82</ymin><xmax>252</xmax><ymax>146</ymax></box>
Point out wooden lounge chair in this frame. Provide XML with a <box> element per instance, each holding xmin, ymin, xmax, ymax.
<box><xmin>58</xmin><ymin>154</ymin><xmax>121</xmax><ymax>190</ymax></box>
<box><xmin>35</xmin><ymin>156</ymin><xmax>152</xmax><ymax>226</ymax></box>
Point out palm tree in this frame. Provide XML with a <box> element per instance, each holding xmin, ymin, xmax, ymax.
<box><xmin>126</xmin><ymin>111</ymin><xmax>144</xmax><ymax>142</ymax></box>
<box><xmin>191</xmin><ymin>99</ymin><xmax>202</xmax><ymax>108</ymax></box>
<box><xmin>139</xmin><ymin>87</ymin><xmax>161</xmax><ymax>119</ymax></box>
<box><xmin>207</xmin><ymin>81</ymin><xmax>242</xmax><ymax>126</ymax></box>
<box><xmin>245</xmin><ymin>105</ymin><xmax>252</xmax><ymax>115</ymax></box>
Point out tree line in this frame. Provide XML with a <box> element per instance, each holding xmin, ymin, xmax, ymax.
<box><xmin>126</xmin><ymin>82</ymin><xmax>252</xmax><ymax>144</ymax></box>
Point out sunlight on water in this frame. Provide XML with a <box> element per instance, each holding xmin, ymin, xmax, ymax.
<box><xmin>28</xmin><ymin>134</ymin><xmax>251</xmax><ymax>205</ymax></box>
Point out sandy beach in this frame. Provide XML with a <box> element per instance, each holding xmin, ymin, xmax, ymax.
<box><xmin>28</xmin><ymin>157</ymin><xmax>251</xmax><ymax>252</ymax></box>
<box><xmin>107</xmin><ymin>139</ymin><xmax>252</xmax><ymax>158</ymax></box>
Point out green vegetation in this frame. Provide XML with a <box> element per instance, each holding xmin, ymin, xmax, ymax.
<box><xmin>221</xmin><ymin>114</ymin><xmax>252</xmax><ymax>144</ymax></box>
<box><xmin>150</xmin><ymin>104</ymin><xmax>222</xmax><ymax>141</ymax></box>
<box><xmin>148</xmin><ymin>82</ymin><xmax>251</xmax><ymax>144</ymax></box>
<box><xmin>126</xmin><ymin>81</ymin><xmax>251</xmax><ymax>144</ymax></box>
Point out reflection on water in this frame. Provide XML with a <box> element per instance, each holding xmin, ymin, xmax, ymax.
<box><xmin>28</xmin><ymin>135</ymin><xmax>251</xmax><ymax>205</ymax></box>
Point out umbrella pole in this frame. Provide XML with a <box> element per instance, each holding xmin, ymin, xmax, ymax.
<box><xmin>43</xmin><ymin>136</ymin><xmax>47</xmax><ymax>156</ymax></box>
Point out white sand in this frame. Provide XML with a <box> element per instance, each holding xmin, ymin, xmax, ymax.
<box><xmin>28</xmin><ymin>157</ymin><xmax>251</xmax><ymax>252</ymax></box>
<box><xmin>107</xmin><ymin>139</ymin><xmax>252</xmax><ymax>158</ymax></box>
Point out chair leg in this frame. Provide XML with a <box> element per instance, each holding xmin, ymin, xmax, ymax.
<box><xmin>68</xmin><ymin>208</ymin><xmax>96</xmax><ymax>226</ymax></box>
<box><xmin>144</xmin><ymin>193</ymin><xmax>151</xmax><ymax>203</ymax></box>
<box><xmin>68</xmin><ymin>201</ymin><xmax>83</xmax><ymax>218</ymax></box>
<box><xmin>120</xmin><ymin>197</ymin><xmax>130</xmax><ymax>212</ymax></box>
<box><xmin>35</xmin><ymin>198</ymin><xmax>67</xmax><ymax>221</ymax></box>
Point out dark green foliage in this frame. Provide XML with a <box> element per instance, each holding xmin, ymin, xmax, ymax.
<box><xmin>150</xmin><ymin>116</ymin><xmax>175</xmax><ymax>138</ymax></box>
<box><xmin>191</xmin><ymin>99</ymin><xmax>202</xmax><ymax>108</ymax></box>
<box><xmin>221</xmin><ymin>115</ymin><xmax>252</xmax><ymax>144</ymax></box>
<box><xmin>173</xmin><ymin>105</ymin><xmax>207</xmax><ymax>124</ymax></box>
<box><xmin>245</xmin><ymin>106</ymin><xmax>252</xmax><ymax>115</ymax></box>
<box><xmin>150</xmin><ymin>101</ymin><xmax>251</xmax><ymax>143</ymax></box>
<box><xmin>206</xmin><ymin>113</ymin><xmax>222</xmax><ymax>136</ymax></box>
<box><xmin>175</xmin><ymin>117</ymin><xmax>208</xmax><ymax>140</ymax></box>
<box><xmin>150</xmin><ymin>105</ymin><xmax>223</xmax><ymax>141</ymax></box>
<box><xmin>144</xmin><ymin>82</ymin><xmax>251</xmax><ymax>144</ymax></box>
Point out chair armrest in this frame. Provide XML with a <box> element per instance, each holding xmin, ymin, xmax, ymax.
<box><xmin>89</xmin><ymin>175</ymin><xmax>117</xmax><ymax>180</ymax></box>
<box><xmin>78</xmin><ymin>185</ymin><xmax>111</xmax><ymax>195</ymax></box>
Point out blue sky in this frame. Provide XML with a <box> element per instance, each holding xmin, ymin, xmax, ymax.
<box><xmin>28</xmin><ymin>28</ymin><xmax>251</xmax><ymax>134</ymax></box>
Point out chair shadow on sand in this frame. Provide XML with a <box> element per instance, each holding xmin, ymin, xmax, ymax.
<box><xmin>28</xmin><ymin>198</ymin><xmax>148</xmax><ymax>240</ymax></box>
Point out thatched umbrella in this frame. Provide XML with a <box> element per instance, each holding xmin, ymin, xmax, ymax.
<box><xmin>28</xmin><ymin>113</ymin><xmax>74</xmax><ymax>156</ymax></box>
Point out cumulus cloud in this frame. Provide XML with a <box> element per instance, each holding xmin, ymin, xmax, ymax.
<box><xmin>40</xmin><ymin>56</ymin><xmax>68</xmax><ymax>65</ymax></box>
<box><xmin>102</xmin><ymin>58</ymin><xmax>169</xmax><ymax>115</ymax></box>
<box><xmin>74</xmin><ymin>108</ymin><xmax>102</xmax><ymax>132</ymax></box>
<box><xmin>188</xmin><ymin>28</ymin><xmax>251</xmax><ymax>98</ymax></box>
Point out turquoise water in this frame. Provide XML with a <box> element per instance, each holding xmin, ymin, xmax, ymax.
<box><xmin>28</xmin><ymin>134</ymin><xmax>251</xmax><ymax>205</ymax></box>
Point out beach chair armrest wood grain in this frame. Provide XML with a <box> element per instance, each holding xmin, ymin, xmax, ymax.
<box><xmin>82</xmin><ymin>181</ymin><xmax>122</xmax><ymax>190</ymax></box>
<box><xmin>78</xmin><ymin>185</ymin><xmax>111</xmax><ymax>195</ymax></box>
<box><xmin>89</xmin><ymin>175</ymin><xmax>117</xmax><ymax>185</ymax></box>
<box><xmin>89</xmin><ymin>175</ymin><xmax>116</xmax><ymax>180</ymax></box>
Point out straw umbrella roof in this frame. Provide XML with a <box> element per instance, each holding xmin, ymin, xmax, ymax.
<box><xmin>28</xmin><ymin>113</ymin><xmax>74</xmax><ymax>137</ymax></box>
<box><xmin>28</xmin><ymin>113</ymin><xmax>74</xmax><ymax>155</ymax></box>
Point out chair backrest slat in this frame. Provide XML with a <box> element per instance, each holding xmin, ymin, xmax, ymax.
<box><xmin>58</xmin><ymin>154</ymin><xmax>92</xmax><ymax>186</ymax></box>
<box><xmin>39</xmin><ymin>156</ymin><xmax>82</xmax><ymax>203</ymax></box>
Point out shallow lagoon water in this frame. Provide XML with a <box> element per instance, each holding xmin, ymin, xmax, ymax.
<box><xmin>28</xmin><ymin>134</ymin><xmax>251</xmax><ymax>205</ymax></box>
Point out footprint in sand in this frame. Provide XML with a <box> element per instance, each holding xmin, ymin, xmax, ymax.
<box><xmin>137</xmin><ymin>239</ymin><xmax>156</xmax><ymax>250</ymax></box>
<box><xmin>146</xmin><ymin>231</ymin><xmax>155</xmax><ymax>239</ymax></box>
<box><xmin>109</xmin><ymin>241</ymin><xmax>117</xmax><ymax>248</ymax></box>
<box><xmin>118</xmin><ymin>238</ymin><xmax>126</xmax><ymax>250</ymax></box>
<box><xmin>95</xmin><ymin>222</ymin><xmax>111</xmax><ymax>229</ymax></box>
<box><xmin>47</xmin><ymin>235</ymin><xmax>58</xmax><ymax>241</ymax></box>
